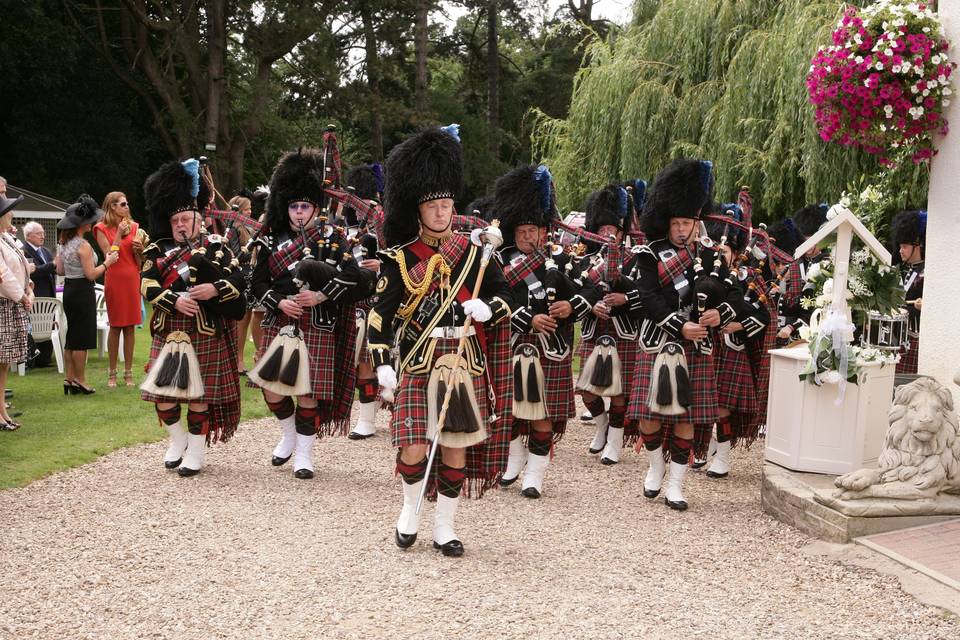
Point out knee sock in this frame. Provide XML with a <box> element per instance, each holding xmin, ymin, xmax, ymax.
<box><xmin>156</xmin><ymin>404</ymin><xmax>181</xmax><ymax>426</ymax></box>
<box><xmin>396</xmin><ymin>453</ymin><xmax>428</xmax><ymax>485</ymax></box>
<box><xmin>186</xmin><ymin>409</ymin><xmax>210</xmax><ymax>436</ymax></box>
<box><xmin>510</xmin><ymin>421</ymin><xmax>525</xmax><ymax>440</ymax></box>
<box><xmin>528</xmin><ymin>429</ymin><xmax>552</xmax><ymax>456</ymax></box>
<box><xmin>585</xmin><ymin>397</ymin><xmax>605</xmax><ymax>417</ymax></box>
<box><xmin>609</xmin><ymin>405</ymin><xmax>626</xmax><ymax>429</ymax></box>
<box><xmin>357</xmin><ymin>379</ymin><xmax>378</xmax><ymax>404</ymax></box>
<box><xmin>716</xmin><ymin>417</ymin><xmax>733</xmax><ymax>443</ymax></box>
<box><xmin>295</xmin><ymin>404</ymin><xmax>319</xmax><ymax>436</ymax></box>
<box><xmin>437</xmin><ymin>462</ymin><xmax>466</xmax><ymax>499</ymax></box>
<box><xmin>640</xmin><ymin>429</ymin><xmax>663</xmax><ymax>452</ymax></box>
<box><xmin>670</xmin><ymin>436</ymin><xmax>693</xmax><ymax>465</ymax></box>
<box><xmin>265</xmin><ymin>396</ymin><xmax>295</xmax><ymax>420</ymax></box>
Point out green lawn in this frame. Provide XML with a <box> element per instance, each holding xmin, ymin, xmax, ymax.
<box><xmin>0</xmin><ymin>320</ymin><xmax>271</xmax><ymax>489</ymax></box>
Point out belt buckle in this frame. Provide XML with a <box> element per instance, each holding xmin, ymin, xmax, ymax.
<box><xmin>442</xmin><ymin>326</ymin><xmax>456</xmax><ymax>339</ymax></box>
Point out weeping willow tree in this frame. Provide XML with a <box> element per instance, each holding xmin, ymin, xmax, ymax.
<box><xmin>532</xmin><ymin>0</ymin><xmax>930</xmax><ymax>221</ymax></box>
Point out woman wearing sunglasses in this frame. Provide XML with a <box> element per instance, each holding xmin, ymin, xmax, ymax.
<box><xmin>93</xmin><ymin>192</ymin><xmax>146</xmax><ymax>387</ymax></box>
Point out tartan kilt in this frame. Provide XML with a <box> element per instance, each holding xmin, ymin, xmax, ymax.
<box><xmin>627</xmin><ymin>340</ymin><xmax>718</xmax><ymax>426</ymax></box>
<box><xmin>749</xmin><ymin>297</ymin><xmax>779</xmax><ymax>418</ymax></box>
<box><xmin>714</xmin><ymin>342</ymin><xmax>760</xmax><ymax>416</ymax></box>
<box><xmin>512</xmin><ymin>329</ymin><xmax>575</xmax><ymax>441</ymax></box>
<box><xmin>896</xmin><ymin>334</ymin><xmax>919</xmax><ymax>374</ymax></box>
<box><xmin>141</xmin><ymin>312</ymin><xmax>241</xmax><ymax>444</ymax></box>
<box><xmin>391</xmin><ymin>336</ymin><xmax>490</xmax><ymax>448</ymax></box>
<box><xmin>576</xmin><ymin>317</ymin><xmax>638</xmax><ymax>396</ymax></box>
<box><xmin>0</xmin><ymin>298</ymin><xmax>28</xmax><ymax>364</ymax></box>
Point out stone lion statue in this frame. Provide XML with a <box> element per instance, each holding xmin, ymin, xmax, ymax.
<box><xmin>834</xmin><ymin>376</ymin><xmax>960</xmax><ymax>500</ymax></box>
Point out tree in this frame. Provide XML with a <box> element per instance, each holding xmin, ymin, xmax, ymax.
<box><xmin>486</xmin><ymin>0</ymin><xmax>499</xmax><ymax>155</ymax></box>
<box><xmin>65</xmin><ymin>0</ymin><xmax>339</xmax><ymax>193</ymax></box>
<box><xmin>532</xmin><ymin>0</ymin><xmax>929</xmax><ymax>219</ymax></box>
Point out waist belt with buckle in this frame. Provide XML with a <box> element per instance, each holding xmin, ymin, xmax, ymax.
<box><xmin>429</xmin><ymin>325</ymin><xmax>476</xmax><ymax>339</ymax></box>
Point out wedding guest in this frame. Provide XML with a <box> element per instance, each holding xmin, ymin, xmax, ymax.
<box><xmin>0</xmin><ymin>193</ymin><xmax>31</xmax><ymax>429</ymax></box>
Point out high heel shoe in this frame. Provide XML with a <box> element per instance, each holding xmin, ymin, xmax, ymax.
<box><xmin>107</xmin><ymin>369</ymin><xmax>118</xmax><ymax>388</ymax></box>
<box><xmin>124</xmin><ymin>369</ymin><xmax>135</xmax><ymax>387</ymax></box>
<box><xmin>63</xmin><ymin>380</ymin><xmax>78</xmax><ymax>396</ymax></box>
<box><xmin>72</xmin><ymin>380</ymin><xmax>96</xmax><ymax>395</ymax></box>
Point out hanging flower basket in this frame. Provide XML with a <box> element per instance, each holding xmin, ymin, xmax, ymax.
<box><xmin>807</xmin><ymin>1</ymin><xmax>956</xmax><ymax>165</ymax></box>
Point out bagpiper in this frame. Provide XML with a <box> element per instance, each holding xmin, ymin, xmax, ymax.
<box><xmin>369</xmin><ymin>125</ymin><xmax>514</xmax><ymax>557</ymax></box>
<box><xmin>772</xmin><ymin>204</ymin><xmax>828</xmax><ymax>345</ymax></box>
<box><xmin>574</xmin><ymin>185</ymin><xmax>643</xmax><ymax>466</ymax></box>
<box><xmin>248</xmin><ymin>148</ymin><xmax>376</xmax><ymax>479</ymax></box>
<box><xmin>495</xmin><ymin>164</ymin><xmax>595</xmax><ymax>498</ymax></box>
<box><xmin>341</xmin><ymin>163</ymin><xmax>388</xmax><ymax>440</ymax></box>
<box><xmin>890</xmin><ymin>209</ymin><xmax>926</xmax><ymax>374</ymax></box>
<box><xmin>627</xmin><ymin>159</ymin><xmax>740</xmax><ymax>510</ymax></box>
<box><xmin>140</xmin><ymin>159</ymin><xmax>247</xmax><ymax>476</ymax></box>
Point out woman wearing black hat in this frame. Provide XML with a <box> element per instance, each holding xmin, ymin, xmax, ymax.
<box><xmin>55</xmin><ymin>196</ymin><xmax>119</xmax><ymax>395</ymax></box>
<box><xmin>0</xmin><ymin>194</ymin><xmax>31</xmax><ymax>428</ymax></box>
<box><xmin>890</xmin><ymin>210</ymin><xmax>926</xmax><ymax>374</ymax></box>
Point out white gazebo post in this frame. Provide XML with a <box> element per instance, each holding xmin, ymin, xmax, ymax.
<box><xmin>919</xmin><ymin>0</ymin><xmax>960</xmax><ymax>397</ymax></box>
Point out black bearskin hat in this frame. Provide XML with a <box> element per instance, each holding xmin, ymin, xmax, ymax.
<box><xmin>640</xmin><ymin>159</ymin><xmax>714</xmax><ymax>240</ymax></box>
<box><xmin>890</xmin><ymin>209</ymin><xmax>926</xmax><ymax>247</ymax></box>
<box><xmin>383</xmin><ymin>125</ymin><xmax>463</xmax><ymax>247</ymax></box>
<box><xmin>793</xmin><ymin>203</ymin><xmax>828</xmax><ymax>239</ymax></box>
<box><xmin>143</xmin><ymin>159</ymin><xmax>212</xmax><ymax>240</ymax></box>
<box><xmin>494</xmin><ymin>164</ymin><xmax>556</xmax><ymax>245</ymax></box>
<box><xmin>584</xmin><ymin>183</ymin><xmax>631</xmax><ymax>235</ymax></box>
<box><xmin>464</xmin><ymin>194</ymin><xmax>495</xmax><ymax>222</ymax></box>
<box><xmin>346</xmin><ymin>164</ymin><xmax>381</xmax><ymax>202</ymax></box>
<box><xmin>265</xmin><ymin>148</ymin><xmax>325</xmax><ymax>236</ymax></box>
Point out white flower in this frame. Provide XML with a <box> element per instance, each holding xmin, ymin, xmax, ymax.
<box><xmin>944</xmin><ymin>87</ymin><xmax>953</xmax><ymax>96</ymax></box>
<box><xmin>876</xmin><ymin>62</ymin><xmax>885</xmax><ymax>70</ymax></box>
<box><xmin>902</xmin><ymin>61</ymin><xmax>912</xmax><ymax>73</ymax></box>
<box><xmin>807</xmin><ymin>262</ymin><xmax>822</xmax><ymax>281</ymax></box>
<box><xmin>880</xmin><ymin>124</ymin><xmax>887</xmax><ymax>131</ymax></box>
<box><xmin>929</xmin><ymin>80</ymin><xmax>939</xmax><ymax>88</ymax></box>
<box><xmin>855</xmin><ymin>56</ymin><xmax>864</xmax><ymax>64</ymax></box>
<box><xmin>945</xmin><ymin>99</ymin><xmax>952</xmax><ymax>107</ymax></box>
<box><xmin>892</xmin><ymin>65</ymin><xmax>902</xmax><ymax>73</ymax></box>
<box><xmin>822</xmin><ymin>370</ymin><xmax>843</xmax><ymax>384</ymax></box>
<box><xmin>932</xmin><ymin>55</ymin><xmax>942</xmax><ymax>65</ymax></box>
<box><xmin>823</xmin><ymin>278</ymin><xmax>834</xmax><ymax>296</ymax></box>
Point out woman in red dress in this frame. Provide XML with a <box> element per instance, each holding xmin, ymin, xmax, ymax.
<box><xmin>93</xmin><ymin>191</ymin><xmax>145</xmax><ymax>387</ymax></box>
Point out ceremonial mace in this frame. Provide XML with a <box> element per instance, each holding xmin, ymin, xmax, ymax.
<box><xmin>416</xmin><ymin>220</ymin><xmax>503</xmax><ymax>515</ymax></box>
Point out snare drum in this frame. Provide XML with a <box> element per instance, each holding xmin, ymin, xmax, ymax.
<box><xmin>862</xmin><ymin>309</ymin><xmax>909</xmax><ymax>351</ymax></box>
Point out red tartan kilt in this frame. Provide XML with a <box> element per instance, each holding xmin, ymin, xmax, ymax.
<box><xmin>391</xmin><ymin>337</ymin><xmax>490</xmax><ymax>448</ymax></box>
<box><xmin>627</xmin><ymin>341</ymin><xmax>718</xmax><ymax>426</ymax></box>
<box><xmin>714</xmin><ymin>342</ymin><xmax>759</xmax><ymax>416</ymax></box>
<box><xmin>513</xmin><ymin>332</ymin><xmax>575</xmax><ymax>421</ymax></box>
<box><xmin>141</xmin><ymin>313</ymin><xmax>240</xmax><ymax>407</ymax></box>
<box><xmin>576</xmin><ymin>319</ymin><xmax>638</xmax><ymax>395</ymax></box>
<box><xmin>255</xmin><ymin>317</ymin><xmax>339</xmax><ymax>401</ymax></box>
<box><xmin>896</xmin><ymin>334</ymin><xmax>919</xmax><ymax>374</ymax></box>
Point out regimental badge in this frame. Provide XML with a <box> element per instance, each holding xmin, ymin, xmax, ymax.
<box><xmin>142</xmin><ymin>260</ymin><xmax>153</xmax><ymax>272</ymax></box>
<box><xmin>376</xmin><ymin>276</ymin><xmax>388</xmax><ymax>293</ymax></box>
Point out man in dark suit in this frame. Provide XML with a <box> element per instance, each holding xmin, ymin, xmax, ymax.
<box><xmin>22</xmin><ymin>221</ymin><xmax>56</xmax><ymax>367</ymax></box>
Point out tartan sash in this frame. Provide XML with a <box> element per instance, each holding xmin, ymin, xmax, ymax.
<box><xmin>605</xmin><ymin>243</ymin><xmax>624</xmax><ymax>282</ymax></box>
<box><xmin>657</xmin><ymin>245</ymin><xmax>695</xmax><ymax>289</ymax></box>
<box><xmin>156</xmin><ymin>245</ymin><xmax>192</xmax><ymax>289</ymax></box>
<box><xmin>206</xmin><ymin>208</ymin><xmax>263</xmax><ymax>234</ymax></box>
<box><xmin>503</xmin><ymin>250</ymin><xmax>546</xmax><ymax>287</ymax></box>
<box><xmin>406</xmin><ymin>234</ymin><xmax>471</xmax><ymax>285</ymax></box>
<box><xmin>266</xmin><ymin>223</ymin><xmax>335</xmax><ymax>280</ymax></box>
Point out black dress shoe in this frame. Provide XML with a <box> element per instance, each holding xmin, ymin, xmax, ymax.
<box><xmin>347</xmin><ymin>431</ymin><xmax>374</xmax><ymax>441</ymax></box>
<box><xmin>164</xmin><ymin>458</ymin><xmax>183</xmax><ymax>469</ymax></box>
<box><xmin>395</xmin><ymin>529</ymin><xmax>417</xmax><ymax>549</ymax></box>
<box><xmin>4</xmin><ymin>389</ymin><xmax>12</xmax><ymax>399</ymax></box>
<box><xmin>499</xmin><ymin>475</ymin><xmax>519</xmax><ymax>487</ymax></box>
<box><xmin>643</xmin><ymin>487</ymin><xmax>660</xmax><ymax>499</ymax></box>
<box><xmin>294</xmin><ymin>468</ymin><xmax>315</xmax><ymax>480</ymax></box>
<box><xmin>433</xmin><ymin>539</ymin><xmax>464</xmax><ymax>557</ymax></box>
<box><xmin>705</xmin><ymin>469</ymin><xmax>728</xmax><ymax>479</ymax></box>
<box><xmin>271</xmin><ymin>454</ymin><xmax>291</xmax><ymax>466</ymax></box>
<box><xmin>178</xmin><ymin>466</ymin><xmax>201</xmax><ymax>477</ymax></box>
<box><xmin>588</xmin><ymin>445</ymin><xmax>605</xmax><ymax>454</ymax></box>
<box><xmin>665</xmin><ymin>496</ymin><xmax>688</xmax><ymax>511</ymax></box>
<box><xmin>520</xmin><ymin>487</ymin><xmax>541</xmax><ymax>499</ymax></box>
<box><xmin>600</xmin><ymin>456</ymin><xmax>618</xmax><ymax>466</ymax></box>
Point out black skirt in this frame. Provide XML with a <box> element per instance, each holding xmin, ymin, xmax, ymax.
<box><xmin>63</xmin><ymin>278</ymin><xmax>97</xmax><ymax>351</ymax></box>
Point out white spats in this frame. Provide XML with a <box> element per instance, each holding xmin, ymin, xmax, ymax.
<box><xmin>293</xmin><ymin>433</ymin><xmax>316</xmax><ymax>475</ymax></box>
<box><xmin>433</xmin><ymin>494</ymin><xmax>460</xmax><ymax>546</ymax></box>
<box><xmin>272</xmin><ymin>415</ymin><xmax>297</xmax><ymax>460</ymax></box>
<box><xmin>588</xmin><ymin>412</ymin><xmax>609</xmax><ymax>454</ymax></box>
<box><xmin>520</xmin><ymin>452</ymin><xmax>550</xmax><ymax>498</ymax></box>
<box><xmin>180</xmin><ymin>433</ymin><xmax>207</xmax><ymax>474</ymax></box>
<box><xmin>350</xmin><ymin>401</ymin><xmax>378</xmax><ymax>439</ymax></box>
<box><xmin>396</xmin><ymin>479</ymin><xmax>424</xmax><ymax>537</ymax></box>
<box><xmin>707</xmin><ymin>440</ymin><xmax>731</xmax><ymax>478</ymax></box>
<box><xmin>600</xmin><ymin>426</ymin><xmax>623</xmax><ymax>465</ymax></box>
<box><xmin>163</xmin><ymin>422</ymin><xmax>187</xmax><ymax>464</ymax></box>
<box><xmin>643</xmin><ymin>446</ymin><xmax>665</xmax><ymax>497</ymax></box>
<box><xmin>501</xmin><ymin>436</ymin><xmax>526</xmax><ymax>485</ymax></box>
<box><xmin>665</xmin><ymin>460</ymin><xmax>689</xmax><ymax>510</ymax></box>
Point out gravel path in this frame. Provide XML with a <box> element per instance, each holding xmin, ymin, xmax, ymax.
<box><xmin>1</xmin><ymin>404</ymin><xmax>958</xmax><ymax>640</ymax></box>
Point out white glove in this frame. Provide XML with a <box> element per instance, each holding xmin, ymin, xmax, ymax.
<box><xmin>376</xmin><ymin>365</ymin><xmax>397</xmax><ymax>403</ymax></box>
<box><xmin>462</xmin><ymin>299</ymin><xmax>492</xmax><ymax>323</ymax></box>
